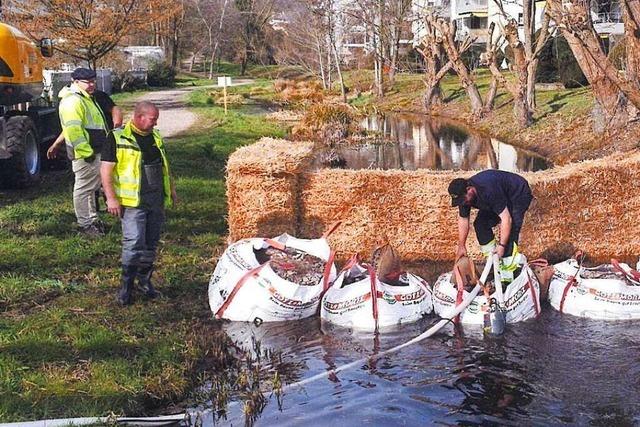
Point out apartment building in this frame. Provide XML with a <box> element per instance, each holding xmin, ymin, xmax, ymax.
<box><xmin>413</xmin><ymin>0</ymin><xmax>624</xmax><ymax>52</ymax></box>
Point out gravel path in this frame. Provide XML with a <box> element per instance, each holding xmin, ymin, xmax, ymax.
<box><xmin>137</xmin><ymin>88</ymin><xmax>199</xmax><ymax>138</ymax></box>
<box><xmin>136</xmin><ymin>79</ymin><xmax>254</xmax><ymax>138</ymax></box>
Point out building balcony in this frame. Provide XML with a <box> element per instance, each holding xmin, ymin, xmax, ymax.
<box><xmin>593</xmin><ymin>11</ymin><xmax>622</xmax><ymax>23</ymax></box>
<box><xmin>455</xmin><ymin>0</ymin><xmax>488</xmax><ymax>16</ymax></box>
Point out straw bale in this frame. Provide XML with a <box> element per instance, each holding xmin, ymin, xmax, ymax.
<box><xmin>227</xmin><ymin>135</ymin><xmax>640</xmax><ymax>262</ymax></box>
<box><xmin>227</xmin><ymin>138</ymin><xmax>315</xmax><ymax>241</ymax></box>
<box><xmin>226</xmin><ymin>137</ymin><xmax>315</xmax><ymax>176</ymax></box>
<box><xmin>227</xmin><ymin>173</ymin><xmax>299</xmax><ymax>241</ymax></box>
<box><xmin>299</xmin><ymin>169</ymin><xmax>462</xmax><ymax>261</ymax></box>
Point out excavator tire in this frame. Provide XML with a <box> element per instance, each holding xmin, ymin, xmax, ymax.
<box><xmin>1</xmin><ymin>115</ymin><xmax>40</xmax><ymax>188</ymax></box>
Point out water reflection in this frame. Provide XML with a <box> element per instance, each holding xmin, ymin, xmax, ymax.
<box><xmin>314</xmin><ymin>113</ymin><xmax>550</xmax><ymax>172</ymax></box>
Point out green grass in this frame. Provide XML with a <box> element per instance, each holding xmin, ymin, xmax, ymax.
<box><xmin>0</xmin><ymin>86</ymin><xmax>287</xmax><ymax>422</ymax></box>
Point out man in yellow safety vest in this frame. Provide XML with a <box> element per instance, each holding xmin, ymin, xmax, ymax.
<box><xmin>58</xmin><ymin>67</ymin><xmax>109</xmax><ymax>237</ymax></box>
<box><xmin>100</xmin><ymin>101</ymin><xmax>178</xmax><ymax>306</ymax></box>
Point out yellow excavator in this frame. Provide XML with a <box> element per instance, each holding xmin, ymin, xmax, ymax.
<box><xmin>0</xmin><ymin>20</ymin><xmax>59</xmax><ymax>187</ymax></box>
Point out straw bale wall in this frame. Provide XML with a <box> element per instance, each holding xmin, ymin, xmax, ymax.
<box><xmin>227</xmin><ymin>138</ymin><xmax>315</xmax><ymax>239</ymax></box>
<box><xmin>228</xmin><ymin>138</ymin><xmax>640</xmax><ymax>262</ymax></box>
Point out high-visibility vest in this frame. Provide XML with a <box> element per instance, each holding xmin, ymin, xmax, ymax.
<box><xmin>58</xmin><ymin>84</ymin><xmax>107</xmax><ymax>159</ymax></box>
<box><xmin>112</xmin><ymin>122</ymin><xmax>172</xmax><ymax>208</ymax></box>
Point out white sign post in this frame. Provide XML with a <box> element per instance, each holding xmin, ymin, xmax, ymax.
<box><xmin>217</xmin><ymin>76</ymin><xmax>232</xmax><ymax>115</ymax></box>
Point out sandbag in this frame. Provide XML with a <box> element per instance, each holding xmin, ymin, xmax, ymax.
<box><xmin>548</xmin><ymin>258</ymin><xmax>640</xmax><ymax>320</ymax></box>
<box><xmin>321</xmin><ymin>257</ymin><xmax>433</xmax><ymax>330</ymax></box>
<box><xmin>432</xmin><ymin>257</ymin><xmax>541</xmax><ymax>325</ymax></box>
<box><xmin>209</xmin><ymin>233</ymin><xmax>337</xmax><ymax>322</ymax></box>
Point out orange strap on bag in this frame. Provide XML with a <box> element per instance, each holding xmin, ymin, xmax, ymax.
<box><xmin>366</xmin><ymin>265</ymin><xmax>379</xmax><ymax>331</ymax></box>
<box><xmin>215</xmin><ymin>263</ymin><xmax>268</xmax><ymax>319</ymax></box>
<box><xmin>322</xmin><ymin>250</ymin><xmax>336</xmax><ymax>291</ymax></box>
<box><xmin>611</xmin><ymin>258</ymin><xmax>640</xmax><ymax>284</ymax></box>
<box><xmin>524</xmin><ymin>269</ymin><xmax>540</xmax><ymax>317</ymax></box>
<box><xmin>453</xmin><ymin>266</ymin><xmax>465</xmax><ymax>324</ymax></box>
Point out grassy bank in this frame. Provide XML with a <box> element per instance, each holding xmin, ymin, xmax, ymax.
<box><xmin>0</xmin><ymin>88</ymin><xmax>286</xmax><ymax>421</ymax></box>
<box><xmin>342</xmin><ymin>69</ymin><xmax>639</xmax><ymax>164</ymax></box>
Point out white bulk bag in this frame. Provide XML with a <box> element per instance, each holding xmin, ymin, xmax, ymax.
<box><xmin>209</xmin><ymin>233</ymin><xmax>337</xmax><ymax>322</ymax></box>
<box><xmin>548</xmin><ymin>258</ymin><xmax>640</xmax><ymax>320</ymax></box>
<box><xmin>321</xmin><ymin>257</ymin><xmax>433</xmax><ymax>331</ymax></box>
<box><xmin>432</xmin><ymin>258</ymin><xmax>541</xmax><ymax>325</ymax></box>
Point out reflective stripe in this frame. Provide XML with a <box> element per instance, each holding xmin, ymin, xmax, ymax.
<box><xmin>116</xmin><ymin>143</ymin><xmax>140</xmax><ymax>151</ymax></box>
<box><xmin>480</xmin><ymin>240</ymin><xmax>496</xmax><ymax>257</ymax></box>
<box><xmin>62</xmin><ymin>119</ymin><xmax>83</xmax><ymax>127</ymax></box>
<box><xmin>68</xmin><ymin>136</ymin><xmax>86</xmax><ymax>147</ymax></box>
<box><xmin>114</xmin><ymin>175</ymin><xmax>138</xmax><ymax>184</ymax></box>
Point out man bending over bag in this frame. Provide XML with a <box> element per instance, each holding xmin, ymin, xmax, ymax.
<box><xmin>448</xmin><ymin>170</ymin><xmax>533</xmax><ymax>283</ymax></box>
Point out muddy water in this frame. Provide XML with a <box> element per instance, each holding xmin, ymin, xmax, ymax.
<box><xmin>314</xmin><ymin>113</ymin><xmax>550</xmax><ymax>172</ymax></box>
<box><xmin>209</xmin><ymin>308</ymin><xmax>640</xmax><ymax>426</ymax></box>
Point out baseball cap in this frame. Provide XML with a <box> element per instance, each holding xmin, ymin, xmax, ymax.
<box><xmin>71</xmin><ymin>67</ymin><xmax>97</xmax><ymax>80</ymax></box>
<box><xmin>448</xmin><ymin>178</ymin><xmax>468</xmax><ymax>207</ymax></box>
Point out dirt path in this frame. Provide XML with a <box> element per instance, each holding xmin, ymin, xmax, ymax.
<box><xmin>136</xmin><ymin>79</ymin><xmax>254</xmax><ymax>138</ymax></box>
<box><xmin>136</xmin><ymin>88</ymin><xmax>200</xmax><ymax>138</ymax></box>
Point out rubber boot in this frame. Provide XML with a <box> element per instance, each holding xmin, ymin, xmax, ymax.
<box><xmin>137</xmin><ymin>265</ymin><xmax>159</xmax><ymax>299</ymax></box>
<box><xmin>118</xmin><ymin>265</ymin><xmax>137</xmax><ymax>306</ymax></box>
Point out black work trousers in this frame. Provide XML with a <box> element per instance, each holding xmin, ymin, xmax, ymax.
<box><xmin>473</xmin><ymin>195</ymin><xmax>533</xmax><ymax>255</ymax></box>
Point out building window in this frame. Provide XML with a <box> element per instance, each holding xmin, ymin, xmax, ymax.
<box><xmin>469</xmin><ymin>16</ymin><xmax>487</xmax><ymax>29</ymax></box>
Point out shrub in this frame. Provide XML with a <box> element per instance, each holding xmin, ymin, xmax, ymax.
<box><xmin>275</xmin><ymin>80</ymin><xmax>324</xmax><ymax>104</ymax></box>
<box><xmin>147</xmin><ymin>60</ymin><xmax>177</xmax><ymax>87</ymax></box>
<box><xmin>554</xmin><ymin>35</ymin><xmax>588</xmax><ymax>88</ymax></box>
<box><xmin>293</xmin><ymin>103</ymin><xmax>354</xmax><ymax>143</ymax></box>
<box><xmin>535</xmin><ymin>31</ymin><xmax>558</xmax><ymax>83</ymax></box>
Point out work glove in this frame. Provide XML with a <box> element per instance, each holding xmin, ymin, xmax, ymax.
<box><xmin>84</xmin><ymin>154</ymin><xmax>96</xmax><ymax>163</ymax></box>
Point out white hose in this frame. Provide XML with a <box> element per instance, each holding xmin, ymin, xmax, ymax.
<box><xmin>0</xmin><ymin>413</ymin><xmax>188</xmax><ymax>427</ymax></box>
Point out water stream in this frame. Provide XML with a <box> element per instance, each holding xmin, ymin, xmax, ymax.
<box><xmin>207</xmin><ymin>308</ymin><xmax>640</xmax><ymax>426</ymax></box>
<box><xmin>314</xmin><ymin>113</ymin><xmax>551</xmax><ymax>172</ymax></box>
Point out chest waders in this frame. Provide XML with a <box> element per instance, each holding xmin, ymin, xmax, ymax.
<box><xmin>116</xmin><ymin>127</ymin><xmax>170</xmax><ymax>305</ymax></box>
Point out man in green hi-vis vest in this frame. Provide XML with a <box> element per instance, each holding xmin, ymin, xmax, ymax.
<box><xmin>100</xmin><ymin>101</ymin><xmax>178</xmax><ymax>306</ymax></box>
<box><xmin>58</xmin><ymin>67</ymin><xmax>109</xmax><ymax>237</ymax></box>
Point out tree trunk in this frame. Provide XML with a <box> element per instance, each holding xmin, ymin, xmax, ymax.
<box><xmin>436</xmin><ymin>19</ymin><xmax>484</xmax><ymax>117</ymax></box>
<box><xmin>623</xmin><ymin>0</ymin><xmax>640</xmax><ymax>118</ymax></box>
<box><xmin>547</xmin><ymin>0</ymin><xmax>636</xmax><ymax>131</ymax></box>
<box><xmin>418</xmin><ymin>14</ymin><xmax>450</xmax><ymax>110</ymax></box>
<box><xmin>316</xmin><ymin>37</ymin><xmax>328</xmax><ymax>90</ymax></box>
<box><xmin>484</xmin><ymin>76</ymin><xmax>499</xmax><ymax>112</ymax></box>
<box><xmin>331</xmin><ymin>41</ymin><xmax>347</xmax><ymax>102</ymax></box>
<box><xmin>503</xmin><ymin>21</ymin><xmax>533</xmax><ymax>127</ymax></box>
<box><xmin>526</xmin><ymin>58</ymin><xmax>538</xmax><ymax>111</ymax></box>
<box><xmin>558</xmin><ymin>27</ymin><xmax>628</xmax><ymax>130</ymax></box>
<box><xmin>189</xmin><ymin>52</ymin><xmax>197</xmax><ymax>72</ymax></box>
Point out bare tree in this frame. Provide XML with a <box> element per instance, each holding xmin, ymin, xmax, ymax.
<box><xmin>484</xmin><ymin>0</ymin><xmax>552</xmax><ymax>127</ymax></box>
<box><xmin>6</xmin><ymin>0</ymin><xmax>180</xmax><ymax>69</ymax></box>
<box><xmin>272</xmin><ymin>0</ymin><xmax>347</xmax><ymax>99</ymax></box>
<box><xmin>547</xmin><ymin>0</ymin><xmax>640</xmax><ymax>131</ymax></box>
<box><xmin>347</xmin><ymin>0</ymin><xmax>413</xmax><ymax>97</ymax></box>
<box><xmin>191</xmin><ymin>0</ymin><xmax>231</xmax><ymax>78</ymax></box>
<box><xmin>433</xmin><ymin>18</ymin><xmax>486</xmax><ymax>117</ymax></box>
<box><xmin>234</xmin><ymin>0</ymin><xmax>277</xmax><ymax>75</ymax></box>
<box><xmin>416</xmin><ymin>13</ymin><xmax>452</xmax><ymax>108</ymax></box>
